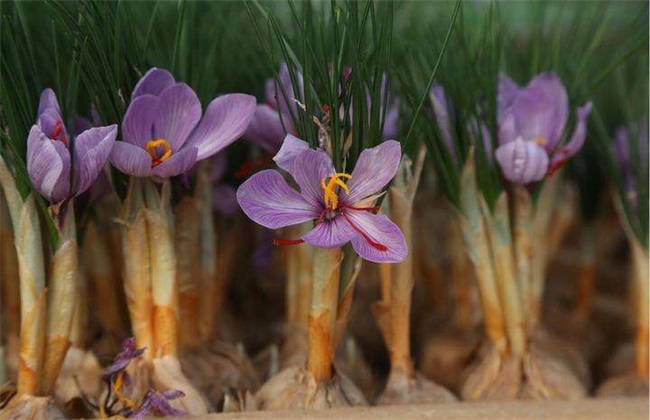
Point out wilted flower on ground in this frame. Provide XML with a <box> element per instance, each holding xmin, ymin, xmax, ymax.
<box><xmin>110</xmin><ymin>68</ymin><xmax>255</xmax><ymax>179</ymax></box>
<box><xmin>244</xmin><ymin>63</ymin><xmax>303</xmax><ymax>154</ymax></box>
<box><xmin>495</xmin><ymin>73</ymin><xmax>592</xmax><ymax>184</ymax></box>
<box><xmin>130</xmin><ymin>389</ymin><xmax>186</xmax><ymax>418</ymax></box>
<box><xmin>27</xmin><ymin>89</ymin><xmax>117</xmax><ymax>204</ymax></box>
<box><xmin>237</xmin><ymin>135</ymin><xmax>407</xmax><ymax>263</ymax></box>
<box><xmin>103</xmin><ymin>337</ymin><xmax>146</xmax><ymax>382</ymax></box>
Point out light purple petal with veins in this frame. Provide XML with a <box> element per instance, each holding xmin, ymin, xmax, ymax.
<box><xmin>26</xmin><ymin>125</ymin><xmax>70</xmax><ymax>203</ymax></box>
<box><xmin>512</xmin><ymin>73</ymin><xmax>568</xmax><ymax>150</ymax></box>
<box><xmin>498</xmin><ymin>74</ymin><xmax>519</xmax><ymax>120</ymax></box>
<box><xmin>273</xmin><ymin>134</ymin><xmax>310</xmax><ymax>174</ymax></box>
<box><xmin>151</xmin><ymin>146</ymin><xmax>198</xmax><ymax>178</ymax></box>
<box><xmin>292</xmin><ymin>149</ymin><xmax>335</xmax><ymax>207</ymax></box>
<box><xmin>430</xmin><ymin>84</ymin><xmax>455</xmax><ymax>158</ymax></box>
<box><xmin>345</xmin><ymin>210</ymin><xmax>407</xmax><ymax>263</ymax></box>
<box><xmin>110</xmin><ymin>141</ymin><xmax>153</xmax><ymax>178</ymax></box>
<box><xmin>495</xmin><ymin>137</ymin><xmax>549</xmax><ymax>185</ymax></box>
<box><xmin>185</xmin><ymin>93</ymin><xmax>256</xmax><ymax>161</ymax></box>
<box><xmin>553</xmin><ymin>102</ymin><xmax>592</xmax><ymax>161</ymax></box>
<box><xmin>237</xmin><ymin>169</ymin><xmax>319</xmax><ymax>229</ymax></box>
<box><xmin>131</xmin><ymin>68</ymin><xmax>175</xmax><ymax>99</ymax></box>
<box><xmin>302</xmin><ymin>216</ymin><xmax>356</xmax><ymax>248</ymax></box>
<box><xmin>345</xmin><ymin>140</ymin><xmax>401</xmax><ymax>204</ymax></box>
<box><xmin>122</xmin><ymin>94</ymin><xmax>159</xmax><ymax>148</ymax></box>
<box><xmin>153</xmin><ymin>83</ymin><xmax>202</xmax><ymax>150</ymax></box>
<box><xmin>38</xmin><ymin>88</ymin><xmax>62</xmax><ymax>116</ymax></box>
<box><xmin>73</xmin><ymin>125</ymin><xmax>117</xmax><ymax>196</ymax></box>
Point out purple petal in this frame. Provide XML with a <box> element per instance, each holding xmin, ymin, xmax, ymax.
<box><xmin>498</xmin><ymin>74</ymin><xmax>519</xmax><ymax>120</ymax></box>
<box><xmin>74</xmin><ymin>116</ymin><xmax>93</xmax><ymax>136</ymax></box>
<box><xmin>73</xmin><ymin>125</ymin><xmax>117</xmax><ymax>196</ymax></box>
<box><xmin>344</xmin><ymin>210</ymin><xmax>407</xmax><ymax>263</ymax></box>
<box><xmin>382</xmin><ymin>100</ymin><xmax>399</xmax><ymax>141</ymax></box>
<box><xmin>185</xmin><ymin>93</ymin><xmax>256</xmax><ymax>161</ymax></box>
<box><xmin>131</xmin><ymin>68</ymin><xmax>176</xmax><ymax>99</ymax></box>
<box><xmin>513</xmin><ymin>73</ymin><xmax>568</xmax><ymax>149</ymax></box>
<box><xmin>345</xmin><ymin>140</ymin><xmax>401</xmax><ymax>204</ymax></box>
<box><xmin>110</xmin><ymin>141</ymin><xmax>153</xmax><ymax>177</ymax></box>
<box><xmin>27</xmin><ymin>125</ymin><xmax>71</xmax><ymax>203</ymax></box>
<box><xmin>244</xmin><ymin>104</ymin><xmax>291</xmax><ymax>154</ymax></box>
<box><xmin>237</xmin><ymin>169</ymin><xmax>319</xmax><ymax>229</ymax></box>
<box><xmin>122</xmin><ymin>94</ymin><xmax>159</xmax><ymax>148</ymax></box>
<box><xmin>495</xmin><ymin>137</ymin><xmax>549</xmax><ymax>184</ymax></box>
<box><xmin>276</xmin><ymin>62</ymin><xmax>303</xmax><ymax>117</ymax></box>
<box><xmin>498</xmin><ymin>109</ymin><xmax>518</xmax><ymax>145</ymax></box>
<box><xmin>548</xmin><ymin>102</ymin><xmax>592</xmax><ymax>171</ymax></box>
<box><xmin>131</xmin><ymin>389</ymin><xmax>186</xmax><ymax>418</ymax></box>
<box><xmin>103</xmin><ymin>337</ymin><xmax>146</xmax><ymax>380</ymax></box>
<box><xmin>292</xmin><ymin>149</ymin><xmax>336</xmax><ymax>207</ymax></box>
<box><xmin>151</xmin><ymin>146</ymin><xmax>198</xmax><ymax>178</ymax></box>
<box><xmin>212</xmin><ymin>184</ymin><xmax>238</xmax><ymax>215</ymax></box>
<box><xmin>429</xmin><ymin>84</ymin><xmax>455</xmax><ymax>159</ymax></box>
<box><xmin>153</xmin><ymin>83</ymin><xmax>202</xmax><ymax>150</ymax></box>
<box><xmin>38</xmin><ymin>88</ymin><xmax>62</xmax><ymax>116</ymax></box>
<box><xmin>38</xmin><ymin>108</ymin><xmax>69</xmax><ymax>144</ymax></box>
<box><xmin>273</xmin><ymin>134</ymin><xmax>310</xmax><ymax>174</ymax></box>
<box><xmin>302</xmin><ymin>216</ymin><xmax>355</xmax><ymax>248</ymax></box>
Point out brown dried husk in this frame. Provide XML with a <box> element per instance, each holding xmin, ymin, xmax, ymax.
<box><xmin>255</xmin><ymin>366</ymin><xmax>367</xmax><ymax>410</ymax></box>
<box><xmin>1</xmin><ymin>394</ymin><xmax>65</xmax><ymax>419</ymax></box>
<box><xmin>151</xmin><ymin>355</ymin><xmax>209</xmax><ymax>414</ymax></box>
<box><xmin>180</xmin><ymin>341</ymin><xmax>260</xmax><ymax>408</ymax></box>
<box><xmin>460</xmin><ymin>343</ymin><xmax>521</xmax><ymax>401</ymax></box>
<box><xmin>376</xmin><ymin>370</ymin><xmax>457</xmax><ymax>405</ymax></box>
<box><xmin>52</xmin><ymin>346</ymin><xmax>102</xmax><ymax>406</ymax></box>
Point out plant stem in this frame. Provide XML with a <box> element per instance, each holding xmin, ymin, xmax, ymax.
<box><xmin>489</xmin><ymin>193</ymin><xmax>526</xmax><ymax>357</ymax></box>
<box><xmin>307</xmin><ymin>247</ymin><xmax>342</xmax><ymax>382</ymax></box>
<box><xmin>175</xmin><ymin>196</ymin><xmax>200</xmax><ymax>351</ymax></box>
<box><xmin>574</xmin><ymin>223</ymin><xmax>596</xmax><ymax>323</ymax></box>
<box><xmin>630</xmin><ymin>237</ymin><xmax>649</xmax><ymax>382</ymax></box>
<box><xmin>450</xmin><ymin>216</ymin><xmax>472</xmax><ymax>330</ymax></box>
<box><xmin>121</xmin><ymin>178</ymin><xmax>154</xmax><ymax>360</ymax></box>
<box><xmin>197</xmin><ymin>162</ymin><xmax>217</xmax><ymax>344</ymax></box>
<box><xmin>144</xmin><ymin>180</ymin><xmax>178</xmax><ymax>358</ymax></box>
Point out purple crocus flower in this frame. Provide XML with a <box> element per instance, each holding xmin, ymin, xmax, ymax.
<box><xmin>103</xmin><ymin>337</ymin><xmax>146</xmax><ymax>381</ymax></box>
<box><xmin>244</xmin><ymin>63</ymin><xmax>303</xmax><ymax>154</ymax></box>
<box><xmin>27</xmin><ymin>89</ymin><xmax>117</xmax><ymax>205</ymax></box>
<box><xmin>236</xmin><ymin>135</ymin><xmax>407</xmax><ymax>263</ymax></box>
<box><xmin>613</xmin><ymin>123</ymin><xmax>648</xmax><ymax>213</ymax></box>
<box><xmin>494</xmin><ymin>73</ymin><xmax>592</xmax><ymax>184</ymax></box>
<box><xmin>130</xmin><ymin>389</ymin><xmax>186</xmax><ymax>418</ymax></box>
<box><xmin>110</xmin><ymin>68</ymin><xmax>256</xmax><ymax>179</ymax></box>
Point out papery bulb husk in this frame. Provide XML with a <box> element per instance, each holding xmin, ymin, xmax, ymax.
<box><xmin>419</xmin><ymin>327</ymin><xmax>480</xmax><ymax>394</ymax></box>
<box><xmin>519</xmin><ymin>328</ymin><xmax>589</xmax><ymax>399</ymax></box>
<box><xmin>180</xmin><ymin>341</ymin><xmax>260</xmax><ymax>409</ymax></box>
<box><xmin>255</xmin><ymin>366</ymin><xmax>367</xmax><ymax>410</ymax></box>
<box><xmin>278</xmin><ymin>322</ymin><xmax>309</xmax><ymax>371</ymax></box>
<box><xmin>596</xmin><ymin>373</ymin><xmax>649</xmax><ymax>397</ymax></box>
<box><xmin>333</xmin><ymin>336</ymin><xmax>376</xmax><ymax>402</ymax></box>
<box><xmin>4</xmin><ymin>334</ymin><xmax>19</xmax><ymax>382</ymax></box>
<box><xmin>42</xmin><ymin>238</ymin><xmax>79</xmax><ymax>395</ymax></box>
<box><xmin>53</xmin><ymin>346</ymin><xmax>102</xmax><ymax>405</ymax></box>
<box><xmin>2</xmin><ymin>394</ymin><xmax>65</xmax><ymax>420</ymax></box>
<box><xmin>460</xmin><ymin>343</ymin><xmax>521</xmax><ymax>401</ymax></box>
<box><xmin>151</xmin><ymin>355</ymin><xmax>209</xmax><ymax>414</ymax></box>
<box><xmin>376</xmin><ymin>369</ymin><xmax>457</xmax><ymax>405</ymax></box>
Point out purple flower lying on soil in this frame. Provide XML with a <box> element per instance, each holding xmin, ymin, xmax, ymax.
<box><xmin>495</xmin><ymin>73</ymin><xmax>592</xmax><ymax>184</ymax></box>
<box><xmin>237</xmin><ymin>135</ymin><xmax>407</xmax><ymax>263</ymax></box>
<box><xmin>110</xmin><ymin>68</ymin><xmax>256</xmax><ymax>179</ymax></box>
<box><xmin>130</xmin><ymin>389</ymin><xmax>186</xmax><ymax>418</ymax></box>
<box><xmin>27</xmin><ymin>89</ymin><xmax>117</xmax><ymax>204</ymax></box>
<box><xmin>103</xmin><ymin>337</ymin><xmax>146</xmax><ymax>381</ymax></box>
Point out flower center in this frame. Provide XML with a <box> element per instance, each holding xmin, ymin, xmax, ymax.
<box><xmin>145</xmin><ymin>139</ymin><xmax>173</xmax><ymax>168</ymax></box>
<box><xmin>533</xmin><ymin>137</ymin><xmax>548</xmax><ymax>146</ymax></box>
<box><xmin>321</xmin><ymin>173</ymin><xmax>352</xmax><ymax>210</ymax></box>
<box><xmin>51</xmin><ymin>120</ymin><xmax>69</xmax><ymax>147</ymax></box>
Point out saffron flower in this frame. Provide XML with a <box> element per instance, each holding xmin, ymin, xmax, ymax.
<box><xmin>495</xmin><ymin>73</ymin><xmax>592</xmax><ymax>184</ymax></box>
<box><xmin>110</xmin><ymin>68</ymin><xmax>256</xmax><ymax>178</ymax></box>
<box><xmin>244</xmin><ymin>63</ymin><xmax>303</xmax><ymax>154</ymax></box>
<box><xmin>130</xmin><ymin>390</ymin><xmax>186</xmax><ymax>418</ymax></box>
<box><xmin>236</xmin><ymin>135</ymin><xmax>407</xmax><ymax>263</ymax></box>
<box><xmin>103</xmin><ymin>337</ymin><xmax>146</xmax><ymax>381</ymax></box>
<box><xmin>27</xmin><ymin>89</ymin><xmax>117</xmax><ymax>204</ymax></box>
<box><xmin>613</xmin><ymin>122</ymin><xmax>648</xmax><ymax>214</ymax></box>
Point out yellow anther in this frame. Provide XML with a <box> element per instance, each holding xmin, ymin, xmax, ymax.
<box><xmin>113</xmin><ymin>371</ymin><xmax>136</xmax><ymax>409</ymax></box>
<box><xmin>321</xmin><ymin>173</ymin><xmax>352</xmax><ymax>210</ymax></box>
<box><xmin>145</xmin><ymin>138</ymin><xmax>173</xmax><ymax>168</ymax></box>
<box><xmin>534</xmin><ymin>137</ymin><xmax>548</xmax><ymax>146</ymax></box>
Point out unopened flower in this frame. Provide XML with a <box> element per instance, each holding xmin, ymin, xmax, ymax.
<box><xmin>495</xmin><ymin>73</ymin><xmax>592</xmax><ymax>184</ymax></box>
<box><xmin>110</xmin><ymin>68</ymin><xmax>255</xmax><ymax>178</ymax></box>
<box><xmin>613</xmin><ymin>122</ymin><xmax>648</xmax><ymax>214</ymax></box>
<box><xmin>244</xmin><ymin>63</ymin><xmax>303</xmax><ymax>154</ymax></box>
<box><xmin>27</xmin><ymin>89</ymin><xmax>117</xmax><ymax>204</ymax></box>
<box><xmin>237</xmin><ymin>135</ymin><xmax>407</xmax><ymax>263</ymax></box>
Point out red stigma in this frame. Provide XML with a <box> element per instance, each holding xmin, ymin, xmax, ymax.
<box><xmin>342</xmin><ymin>213</ymin><xmax>388</xmax><ymax>252</ymax></box>
<box><xmin>322</xmin><ymin>103</ymin><xmax>330</xmax><ymax>114</ymax></box>
<box><xmin>273</xmin><ymin>238</ymin><xmax>305</xmax><ymax>246</ymax></box>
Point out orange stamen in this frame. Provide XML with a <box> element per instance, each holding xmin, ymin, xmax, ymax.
<box><xmin>145</xmin><ymin>139</ymin><xmax>173</xmax><ymax>168</ymax></box>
